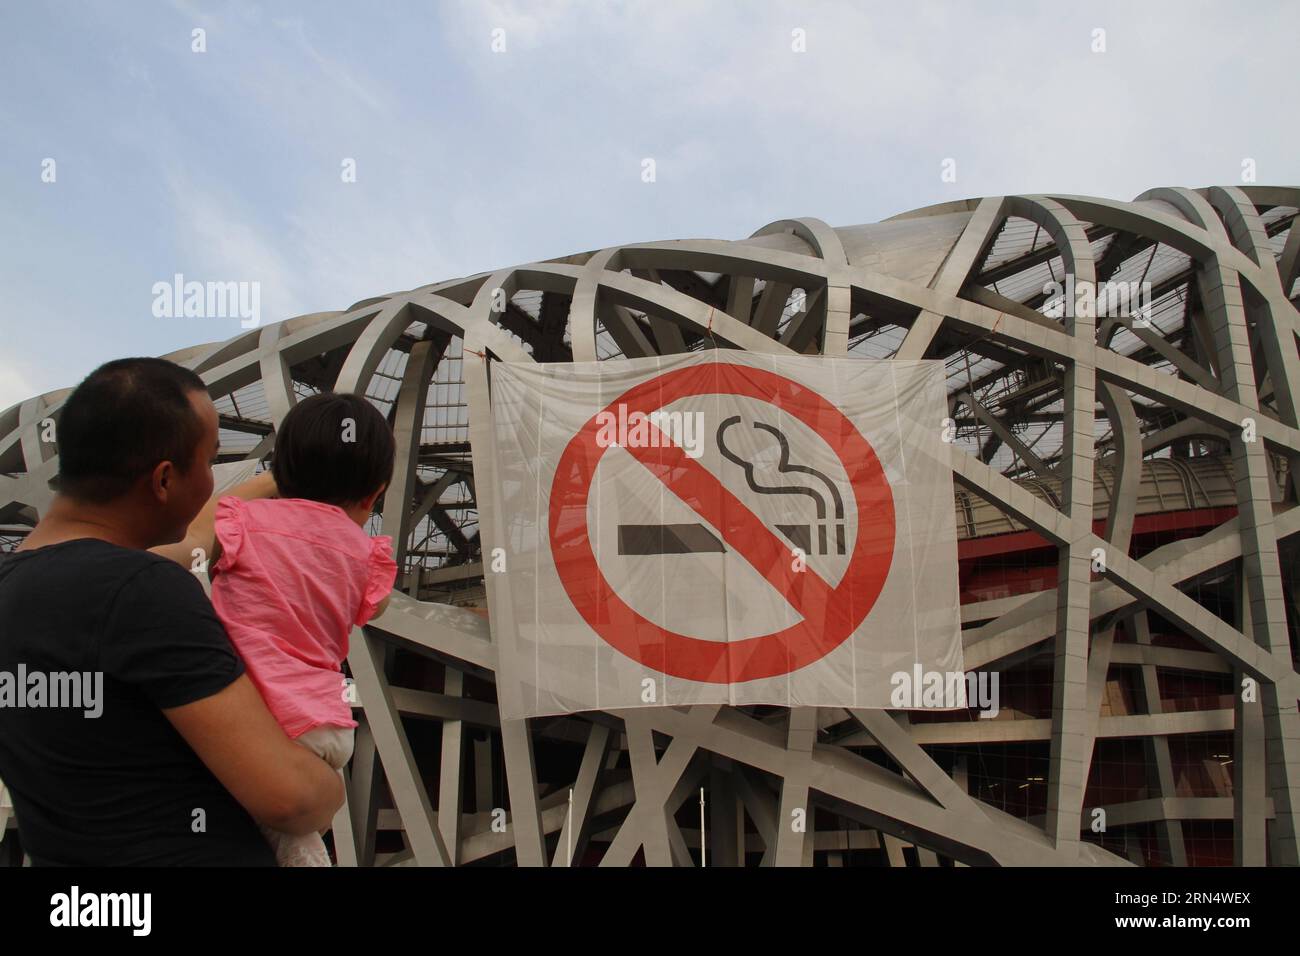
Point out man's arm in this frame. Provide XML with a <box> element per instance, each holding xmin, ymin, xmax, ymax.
<box><xmin>162</xmin><ymin>674</ymin><xmax>344</xmax><ymax>835</ymax></box>
<box><xmin>150</xmin><ymin>470</ymin><xmax>277</xmax><ymax>567</ymax></box>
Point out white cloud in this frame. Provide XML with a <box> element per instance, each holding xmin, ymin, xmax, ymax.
<box><xmin>0</xmin><ymin>359</ymin><xmax>40</xmax><ymax>413</ymax></box>
<box><xmin>162</xmin><ymin>169</ymin><xmax>310</xmax><ymax>327</ymax></box>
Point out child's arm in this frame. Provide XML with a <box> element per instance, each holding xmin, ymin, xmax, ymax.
<box><xmin>355</xmin><ymin>541</ymin><xmax>397</xmax><ymax>626</ymax></box>
<box><xmin>149</xmin><ymin>470</ymin><xmax>277</xmax><ymax>567</ymax></box>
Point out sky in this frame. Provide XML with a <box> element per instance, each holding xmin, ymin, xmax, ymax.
<box><xmin>1</xmin><ymin>0</ymin><xmax>1297</xmax><ymax>410</ymax></box>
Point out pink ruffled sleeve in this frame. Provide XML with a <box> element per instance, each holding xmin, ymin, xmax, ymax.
<box><xmin>212</xmin><ymin>496</ymin><xmax>246</xmax><ymax>573</ymax></box>
<box><xmin>354</xmin><ymin>535</ymin><xmax>398</xmax><ymax>626</ymax></box>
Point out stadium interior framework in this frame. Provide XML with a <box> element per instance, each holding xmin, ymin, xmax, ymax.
<box><xmin>3</xmin><ymin>185</ymin><xmax>1300</xmax><ymax>867</ymax></box>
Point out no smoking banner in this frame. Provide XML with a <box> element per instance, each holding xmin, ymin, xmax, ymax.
<box><xmin>488</xmin><ymin>352</ymin><xmax>962</xmax><ymax>719</ymax></box>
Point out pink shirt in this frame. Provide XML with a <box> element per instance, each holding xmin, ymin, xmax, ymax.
<box><xmin>211</xmin><ymin>496</ymin><xmax>398</xmax><ymax>739</ymax></box>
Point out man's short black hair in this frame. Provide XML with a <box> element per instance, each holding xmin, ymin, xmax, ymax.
<box><xmin>54</xmin><ymin>357</ymin><xmax>210</xmax><ymax>503</ymax></box>
<box><xmin>271</xmin><ymin>392</ymin><xmax>395</xmax><ymax>508</ymax></box>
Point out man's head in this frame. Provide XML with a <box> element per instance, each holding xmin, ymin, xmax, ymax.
<box><xmin>54</xmin><ymin>358</ymin><xmax>219</xmax><ymax>545</ymax></box>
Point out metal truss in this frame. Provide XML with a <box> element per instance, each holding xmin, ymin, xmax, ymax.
<box><xmin>2</xmin><ymin>186</ymin><xmax>1299</xmax><ymax>866</ymax></box>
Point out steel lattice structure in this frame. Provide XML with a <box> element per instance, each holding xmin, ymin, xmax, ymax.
<box><xmin>3</xmin><ymin>185</ymin><xmax>1300</xmax><ymax>867</ymax></box>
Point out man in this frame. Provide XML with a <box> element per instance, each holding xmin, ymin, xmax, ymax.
<box><xmin>0</xmin><ymin>357</ymin><xmax>344</xmax><ymax>865</ymax></box>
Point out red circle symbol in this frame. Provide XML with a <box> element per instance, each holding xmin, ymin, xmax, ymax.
<box><xmin>548</xmin><ymin>361</ymin><xmax>896</xmax><ymax>683</ymax></box>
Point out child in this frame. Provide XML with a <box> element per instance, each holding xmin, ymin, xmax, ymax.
<box><xmin>210</xmin><ymin>392</ymin><xmax>398</xmax><ymax>867</ymax></box>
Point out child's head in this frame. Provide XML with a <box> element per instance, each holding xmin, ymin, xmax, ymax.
<box><xmin>272</xmin><ymin>392</ymin><xmax>395</xmax><ymax>515</ymax></box>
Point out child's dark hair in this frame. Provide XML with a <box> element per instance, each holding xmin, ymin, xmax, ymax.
<box><xmin>272</xmin><ymin>392</ymin><xmax>395</xmax><ymax>508</ymax></box>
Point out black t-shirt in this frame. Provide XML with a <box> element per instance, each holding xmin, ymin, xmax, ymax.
<box><xmin>0</xmin><ymin>538</ymin><xmax>275</xmax><ymax>865</ymax></box>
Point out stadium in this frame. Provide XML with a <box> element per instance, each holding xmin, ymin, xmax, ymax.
<box><xmin>2</xmin><ymin>185</ymin><xmax>1299</xmax><ymax>867</ymax></box>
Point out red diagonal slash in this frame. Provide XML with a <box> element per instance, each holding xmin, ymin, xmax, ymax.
<box><xmin>621</xmin><ymin>431</ymin><xmax>838</xmax><ymax>624</ymax></box>
<box><xmin>549</xmin><ymin>360</ymin><xmax>895</xmax><ymax>683</ymax></box>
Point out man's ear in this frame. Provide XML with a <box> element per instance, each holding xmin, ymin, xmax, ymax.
<box><xmin>151</xmin><ymin>460</ymin><xmax>174</xmax><ymax>502</ymax></box>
